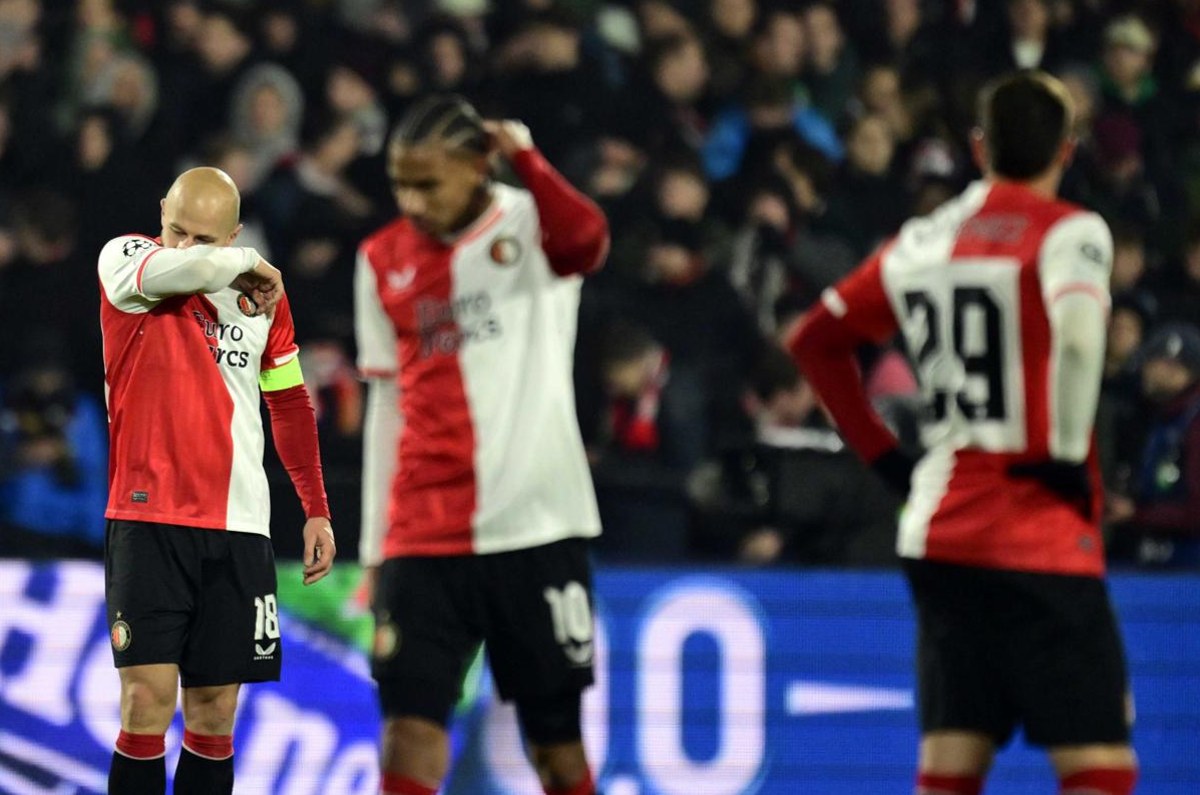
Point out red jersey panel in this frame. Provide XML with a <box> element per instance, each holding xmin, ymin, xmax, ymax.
<box><xmin>99</xmin><ymin>235</ymin><xmax>299</xmax><ymax>535</ymax></box>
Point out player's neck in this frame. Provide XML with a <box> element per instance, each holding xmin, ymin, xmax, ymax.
<box><xmin>988</xmin><ymin>171</ymin><xmax>1061</xmax><ymax>201</ymax></box>
<box><xmin>444</xmin><ymin>184</ymin><xmax>495</xmax><ymax>242</ymax></box>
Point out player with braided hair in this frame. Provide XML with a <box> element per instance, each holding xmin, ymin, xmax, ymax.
<box><xmin>356</xmin><ymin>94</ymin><xmax>608</xmax><ymax>795</ymax></box>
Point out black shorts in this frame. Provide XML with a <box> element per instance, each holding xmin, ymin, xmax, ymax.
<box><xmin>372</xmin><ymin>538</ymin><xmax>595</xmax><ymax>724</ymax></box>
<box><xmin>105</xmin><ymin>519</ymin><xmax>281</xmax><ymax>687</ymax></box>
<box><xmin>903</xmin><ymin>559</ymin><xmax>1133</xmax><ymax>748</ymax></box>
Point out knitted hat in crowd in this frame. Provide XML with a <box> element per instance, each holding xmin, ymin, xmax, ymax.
<box><xmin>1141</xmin><ymin>322</ymin><xmax>1200</xmax><ymax>377</ymax></box>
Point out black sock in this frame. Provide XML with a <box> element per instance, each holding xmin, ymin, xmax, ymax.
<box><xmin>109</xmin><ymin>751</ymin><xmax>166</xmax><ymax>795</ymax></box>
<box><xmin>173</xmin><ymin>748</ymin><xmax>234</xmax><ymax>795</ymax></box>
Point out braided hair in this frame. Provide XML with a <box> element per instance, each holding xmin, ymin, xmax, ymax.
<box><xmin>389</xmin><ymin>94</ymin><xmax>489</xmax><ymax>158</ymax></box>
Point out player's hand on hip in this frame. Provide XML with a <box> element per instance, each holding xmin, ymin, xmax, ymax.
<box><xmin>230</xmin><ymin>258</ymin><xmax>284</xmax><ymax>317</ymax></box>
<box><xmin>483</xmin><ymin>119</ymin><xmax>534</xmax><ymax>159</ymax></box>
<box><xmin>302</xmin><ymin>517</ymin><xmax>336</xmax><ymax>585</ymax></box>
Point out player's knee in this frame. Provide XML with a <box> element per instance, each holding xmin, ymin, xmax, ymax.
<box><xmin>528</xmin><ymin>741</ymin><xmax>589</xmax><ymax>791</ymax></box>
<box><xmin>381</xmin><ymin>717</ymin><xmax>450</xmax><ymax>782</ymax></box>
<box><xmin>517</xmin><ymin>688</ymin><xmax>584</xmax><ymax>747</ymax></box>
<box><xmin>121</xmin><ymin>678</ymin><xmax>177</xmax><ymax>732</ymax></box>
<box><xmin>182</xmin><ymin>686</ymin><xmax>240</xmax><ymax>735</ymax></box>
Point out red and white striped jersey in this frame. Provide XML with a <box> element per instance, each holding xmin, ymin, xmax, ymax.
<box><xmin>797</xmin><ymin>181</ymin><xmax>1113</xmax><ymax>576</ymax></box>
<box><xmin>99</xmin><ymin>234</ymin><xmax>300</xmax><ymax>536</ymax></box>
<box><xmin>357</xmin><ymin>163</ymin><xmax>605</xmax><ymax>559</ymax></box>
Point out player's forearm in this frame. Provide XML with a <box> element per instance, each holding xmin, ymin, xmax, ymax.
<box><xmin>788</xmin><ymin>307</ymin><xmax>899</xmax><ymax>463</ymax></box>
<box><xmin>360</xmin><ymin>378</ymin><xmax>400</xmax><ymax>567</ymax></box>
<box><xmin>263</xmin><ymin>384</ymin><xmax>331</xmax><ymax>520</ymax></box>
<box><xmin>1047</xmin><ymin>292</ymin><xmax>1107</xmax><ymax>463</ymax></box>
<box><xmin>511</xmin><ymin>148</ymin><xmax>609</xmax><ymax>276</ymax></box>
<box><xmin>138</xmin><ymin>246</ymin><xmax>259</xmax><ymax>297</ymax></box>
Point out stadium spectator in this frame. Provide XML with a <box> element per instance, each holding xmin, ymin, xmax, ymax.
<box><xmin>694</xmin><ymin>346</ymin><xmax>898</xmax><ymax>565</ymax></box>
<box><xmin>229</xmin><ymin>63</ymin><xmax>305</xmax><ymax>188</ymax></box>
<box><xmin>703</xmin><ymin>72</ymin><xmax>842</xmax><ymax>181</ymax></box>
<box><xmin>790</xmin><ymin>71</ymin><xmax>1137</xmax><ymax>795</ymax></box>
<box><xmin>588</xmin><ymin>320</ymin><xmax>708</xmax><ymax>562</ymax></box>
<box><xmin>258</xmin><ymin>114</ymin><xmax>377</xmax><ymax>344</ymax></box>
<box><xmin>802</xmin><ymin>2</ymin><xmax>859</xmax><ymax>122</ymax></box>
<box><xmin>0</xmin><ymin>361</ymin><xmax>107</xmax><ymax>558</ymax></box>
<box><xmin>1096</xmin><ymin>292</ymin><xmax>1156</xmax><ymax>522</ymax></box>
<box><xmin>356</xmin><ymin>97</ymin><xmax>607</xmax><ymax>795</ymax></box>
<box><xmin>1108</xmin><ymin>322</ymin><xmax>1200</xmax><ymax>567</ymax></box>
<box><xmin>824</xmin><ymin>112</ymin><xmax>910</xmax><ymax>257</ymax></box>
<box><xmin>1154</xmin><ymin>218</ymin><xmax>1200</xmax><ymax>324</ymax></box>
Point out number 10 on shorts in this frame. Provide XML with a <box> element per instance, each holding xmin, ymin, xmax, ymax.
<box><xmin>544</xmin><ymin>582</ymin><xmax>593</xmax><ymax>665</ymax></box>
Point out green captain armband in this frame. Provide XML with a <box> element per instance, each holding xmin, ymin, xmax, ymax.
<box><xmin>260</xmin><ymin>356</ymin><xmax>305</xmax><ymax>392</ymax></box>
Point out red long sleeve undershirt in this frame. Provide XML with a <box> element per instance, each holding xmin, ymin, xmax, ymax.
<box><xmin>511</xmin><ymin>148</ymin><xmax>609</xmax><ymax>276</ymax></box>
<box><xmin>263</xmin><ymin>384</ymin><xmax>331</xmax><ymax>520</ymax></box>
<box><xmin>786</xmin><ymin>303</ymin><xmax>900</xmax><ymax>464</ymax></box>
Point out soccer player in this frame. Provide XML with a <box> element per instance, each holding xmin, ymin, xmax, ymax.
<box><xmin>98</xmin><ymin>167</ymin><xmax>336</xmax><ymax>795</ymax></box>
<box><xmin>355</xmin><ymin>95</ymin><xmax>607</xmax><ymax>795</ymax></box>
<box><xmin>789</xmin><ymin>72</ymin><xmax>1137</xmax><ymax>795</ymax></box>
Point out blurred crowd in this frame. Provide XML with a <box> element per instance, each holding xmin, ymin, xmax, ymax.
<box><xmin>1</xmin><ymin>0</ymin><xmax>1198</xmax><ymax>568</ymax></box>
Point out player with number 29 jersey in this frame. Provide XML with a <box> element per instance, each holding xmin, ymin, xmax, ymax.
<box><xmin>794</xmin><ymin>180</ymin><xmax>1111</xmax><ymax>576</ymax></box>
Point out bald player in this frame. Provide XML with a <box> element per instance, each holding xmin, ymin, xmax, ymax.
<box><xmin>98</xmin><ymin>167</ymin><xmax>336</xmax><ymax>795</ymax></box>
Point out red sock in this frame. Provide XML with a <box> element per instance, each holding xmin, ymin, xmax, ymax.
<box><xmin>916</xmin><ymin>772</ymin><xmax>984</xmax><ymax>795</ymax></box>
<box><xmin>381</xmin><ymin>772</ymin><xmax>438</xmax><ymax>795</ymax></box>
<box><xmin>115</xmin><ymin>730</ymin><xmax>166</xmax><ymax>759</ymax></box>
<box><xmin>182</xmin><ymin>729</ymin><xmax>233</xmax><ymax>760</ymax></box>
<box><xmin>1060</xmin><ymin>768</ymin><xmax>1138</xmax><ymax>794</ymax></box>
<box><xmin>545</xmin><ymin>769</ymin><xmax>595</xmax><ymax>795</ymax></box>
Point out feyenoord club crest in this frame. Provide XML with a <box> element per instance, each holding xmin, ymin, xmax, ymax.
<box><xmin>373</xmin><ymin>618</ymin><xmax>401</xmax><ymax>660</ymax></box>
<box><xmin>111</xmin><ymin>620</ymin><xmax>132</xmax><ymax>651</ymax></box>
<box><xmin>237</xmin><ymin>292</ymin><xmax>259</xmax><ymax>317</ymax></box>
<box><xmin>489</xmin><ymin>236</ymin><xmax>521</xmax><ymax>266</ymax></box>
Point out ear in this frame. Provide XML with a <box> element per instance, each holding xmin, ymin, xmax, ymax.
<box><xmin>1059</xmin><ymin>136</ymin><xmax>1077</xmax><ymax>169</ymax></box>
<box><xmin>969</xmin><ymin>127</ymin><xmax>988</xmax><ymax>172</ymax></box>
<box><xmin>227</xmin><ymin>223</ymin><xmax>244</xmax><ymax>245</ymax></box>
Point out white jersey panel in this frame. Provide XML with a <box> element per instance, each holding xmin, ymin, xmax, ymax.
<box><xmin>355</xmin><ymin>250</ymin><xmax>400</xmax><ymax>376</ymax></box>
<box><xmin>207</xmin><ymin>288</ymin><xmax>273</xmax><ymax>536</ymax></box>
<box><xmin>451</xmin><ymin>185</ymin><xmax>602</xmax><ymax>554</ymax></box>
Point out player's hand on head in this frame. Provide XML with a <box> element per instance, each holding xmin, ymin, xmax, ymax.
<box><xmin>483</xmin><ymin>119</ymin><xmax>534</xmax><ymax>159</ymax></box>
<box><xmin>230</xmin><ymin>259</ymin><xmax>284</xmax><ymax>317</ymax></box>
<box><xmin>302</xmin><ymin>517</ymin><xmax>336</xmax><ymax>585</ymax></box>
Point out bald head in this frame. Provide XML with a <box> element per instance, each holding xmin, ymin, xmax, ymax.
<box><xmin>160</xmin><ymin>167</ymin><xmax>243</xmax><ymax>248</ymax></box>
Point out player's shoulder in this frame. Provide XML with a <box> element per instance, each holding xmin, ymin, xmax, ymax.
<box><xmin>493</xmin><ymin>181</ymin><xmax>536</xmax><ymax>220</ymax></box>
<box><xmin>360</xmin><ymin>217</ymin><xmax>418</xmax><ymax>264</ymax></box>
<box><xmin>1037</xmin><ymin>204</ymin><xmax>1112</xmax><ymax>259</ymax></box>
<box><xmin>889</xmin><ymin>181</ymin><xmax>992</xmax><ymax>256</ymax></box>
<box><xmin>98</xmin><ymin>233</ymin><xmax>159</xmax><ymax>267</ymax></box>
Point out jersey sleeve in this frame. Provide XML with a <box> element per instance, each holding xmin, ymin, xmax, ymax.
<box><xmin>820</xmin><ymin>245</ymin><xmax>900</xmax><ymax>344</ymax></box>
<box><xmin>511</xmin><ymin>147</ymin><xmax>609</xmax><ymax>277</ymax></box>
<box><xmin>1038</xmin><ymin>211</ymin><xmax>1113</xmax><ymax>309</ymax></box>
<box><xmin>354</xmin><ymin>248</ymin><xmax>398</xmax><ymax>378</ymax></box>
<box><xmin>1039</xmin><ymin>212</ymin><xmax>1113</xmax><ymax>462</ymax></box>
<box><xmin>98</xmin><ymin>234</ymin><xmax>260</xmax><ymax>313</ymax></box>
<box><xmin>787</xmin><ymin>250</ymin><xmax>902</xmax><ymax>463</ymax></box>
<box><xmin>97</xmin><ymin>235</ymin><xmax>165</xmax><ymax>313</ymax></box>
<box><xmin>259</xmin><ymin>294</ymin><xmax>303</xmax><ymax>393</ymax></box>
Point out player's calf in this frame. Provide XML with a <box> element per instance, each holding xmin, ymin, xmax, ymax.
<box><xmin>109</xmin><ymin>730</ymin><xmax>166</xmax><ymax>795</ymax></box>
<box><xmin>915</xmin><ymin>772</ymin><xmax>984</xmax><ymax>794</ymax></box>
<box><xmin>1059</xmin><ymin>768</ymin><xmax>1138</xmax><ymax>794</ymax></box>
